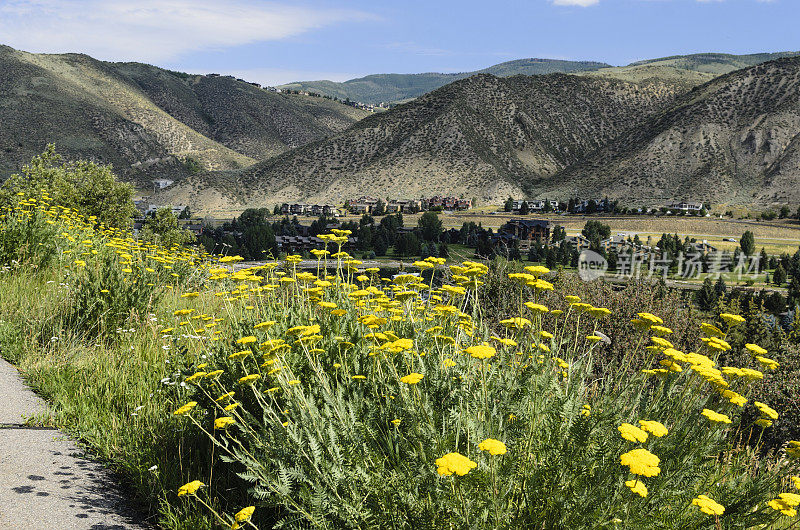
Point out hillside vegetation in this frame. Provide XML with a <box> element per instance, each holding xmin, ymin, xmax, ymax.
<box><xmin>277</xmin><ymin>53</ymin><xmax>799</xmax><ymax>106</ymax></box>
<box><xmin>276</xmin><ymin>58</ymin><xmax>610</xmax><ymax>105</ymax></box>
<box><xmin>548</xmin><ymin>56</ymin><xmax>800</xmax><ymax>206</ymax></box>
<box><xmin>168</xmin><ymin>74</ymin><xmax>683</xmax><ymax>209</ymax></box>
<box><xmin>1</xmin><ymin>193</ymin><xmax>798</xmax><ymax>528</ymax></box>
<box><xmin>0</xmin><ymin>45</ymin><xmax>368</xmax><ymax>186</ymax></box>
<box><xmin>630</xmin><ymin>52</ymin><xmax>800</xmax><ymax>75</ymax></box>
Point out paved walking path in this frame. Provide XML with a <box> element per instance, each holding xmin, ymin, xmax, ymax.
<box><xmin>0</xmin><ymin>358</ymin><xmax>150</xmax><ymax>529</ymax></box>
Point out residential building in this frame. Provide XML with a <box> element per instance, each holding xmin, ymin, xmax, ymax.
<box><xmin>668</xmin><ymin>201</ymin><xmax>704</xmax><ymax>212</ymax></box>
<box><xmin>497</xmin><ymin>219</ymin><xmax>551</xmax><ymax>251</ymax></box>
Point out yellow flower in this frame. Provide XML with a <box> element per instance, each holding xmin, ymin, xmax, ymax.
<box><xmin>755</xmin><ymin>419</ymin><xmax>773</xmax><ymax>428</ymax></box>
<box><xmin>700</xmin><ymin>322</ymin><xmax>725</xmax><ymax>338</ymax></box>
<box><xmin>701</xmin><ymin>409</ymin><xmax>732</xmax><ymax>424</ymax></box>
<box><xmin>768</xmin><ymin>497</ymin><xmax>798</xmax><ymax>517</ymax></box>
<box><xmin>625</xmin><ymin>479</ymin><xmax>647</xmax><ymax>497</ymax></box>
<box><xmin>620</xmin><ymin>448</ymin><xmax>660</xmax><ymax>477</ymax></box>
<box><xmin>466</xmin><ymin>343</ymin><xmax>496</xmax><ymax>360</ymax></box>
<box><xmin>692</xmin><ymin>495</ymin><xmax>725</xmax><ymax>516</ymax></box>
<box><xmin>637</xmin><ymin>312</ymin><xmax>664</xmax><ymax>325</ymax></box>
<box><xmin>238</xmin><ymin>374</ymin><xmax>261</xmax><ymax>385</ymax></box>
<box><xmin>442</xmin><ymin>358</ymin><xmax>456</xmax><ymax>368</ymax></box>
<box><xmin>216</xmin><ymin>392</ymin><xmax>235</xmax><ymax>402</ymax></box>
<box><xmin>745</xmin><ymin>343</ymin><xmax>768</xmax><ymax>356</ymax></box>
<box><xmin>789</xmin><ymin>441</ymin><xmax>800</xmax><ymax>458</ymax></box>
<box><xmin>391</xmin><ymin>419</ymin><xmax>401</xmax><ymax>426</ymax></box>
<box><xmin>254</xmin><ymin>321</ymin><xmax>276</xmax><ymax>329</ymax></box>
<box><xmin>185</xmin><ymin>372</ymin><xmax>207</xmax><ymax>383</ymax></box>
<box><xmin>638</xmin><ymin>420</ymin><xmax>668</xmax><ymax>437</ymax></box>
<box><xmin>524</xmin><ymin>265</ymin><xmax>550</xmax><ymax>277</ymax></box>
<box><xmin>228</xmin><ymin>350</ymin><xmax>251</xmax><ymax>361</ymax></box>
<box><xmin>214</xmin><ymin>417</ymin><xmax>236</xmax><ymax>429</ymax></box>
<box><xmin>755</xmin><ymin>401</ymin><xmax>779</xmax><ymax>420</ymax></box>
<box><xmin>234</xmin><ymin>506</ymin><xmax>256</xmax><ymax>524</ymax></box>
<box><xmin>719</xmin><ymin>389</ymin><xmax>747</xmax><ymax>407</ymax></box>
<box><xmin>177</xmin><ymin>480</ymin><xmax>204</xmax><ymax>496</ymax></box>
<box><xmin>435</xmin><ymin>452</ymin><xmax>477</xmax><ymax>476</ymax></box>
<box><xmin>720</xmin><ymin>313</ymin><xmax>745</xmax><ymax>325</ymax></box>
<box><xmin>524</xmin><ymin>302</ymin><xmax>549</xmax><ymax>314</ymax></box>
<box><xmin>400</xmin><ymin>373</ymin><xmax>424</xmax><ymax>385</ymax></box>
<box><xmin>587</xmin><ymin>307</ymin><xmax>612</xmax><ymax>319</ymax></box>
<box><xmin>173</xmin><ymin>402</ymin><xmax>197</xmax><ymax>415</ymax></box>
<box><xmin>478</xmin><ymin>438</ymin><xmax>507</xmax><ymax>456</ymax></box>
<box><xmin>500</xmin><ymin>317</ymin><xmax>532</xmax><ymax>329</ymax></box>
<box><xmin>791</xmin><ymin>475</ymin><xmax>800</xmax><ymax>489</ymax></box>
<box><xmin>618</xmin><ymin>423</ymin><xmax>649</xmax><ymax>443</ymax></box>
<box><xmin>756</xmin><ymin>356</ymin><xmax>779</xmax><ymax>370</ymax></box>
<box><xmin>236</xmin><ymin>336</ymin><xmax>257</xmax><ymax>344</ymax></box>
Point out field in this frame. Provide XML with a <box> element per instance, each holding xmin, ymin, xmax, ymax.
<box><xmin>1</xmin><ymin>196</ymin><xmax>799</xmax><ymax>528</ymax></box>
<box><xmin>335</xmin><ymin>211</ymin><xmax>800</xmax><ymax>256</ymax></box>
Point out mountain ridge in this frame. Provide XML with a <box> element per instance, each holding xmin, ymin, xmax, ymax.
<box><xmin>276</xmin><ymin>52</ymin><xmax>799</xmax><ymax>105</ymax></box>
<box><xmin>0</xmin><ymin>45</ymin><xmax>368</xmax><ymax>187</ymax></box>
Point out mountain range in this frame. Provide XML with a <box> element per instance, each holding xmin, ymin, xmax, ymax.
<box><xmin>2</xmin><ymin>45</ymin><xmax>800</xmax><ymax>214</ymax></box>
<box><xmin>0</xmin><ymin>45</ymin><xmax>368</xmax><ymax>188</ymax></box>
<box><xmin>276</xmin><ymin>58</ymin><xmax>611</xmax><ymax>105</ymax></box>
<box><xmin>277</xmin><ymin>52</ymin><xmax>799</xmax><ymax>105</ymax></box>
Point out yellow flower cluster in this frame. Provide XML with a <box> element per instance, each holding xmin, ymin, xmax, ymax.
<box><xmin>435</xmin><ymin>452</ymin><xmax>477</xmax><ymax>477</ymax></box>
<box><xmin>692</xmin><ymin>494</ymin><xmax>725</xmax><ymax>515</ymax></box>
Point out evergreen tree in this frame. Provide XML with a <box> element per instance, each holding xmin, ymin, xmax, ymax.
<box><xmin>773</xmin><ymin>262</ymin><xmax>787</xmax><ymax>286</ymax></box>
<box><xmin>740</xmin><ymin>231</ymin><xmax>756</xmax><ymax>256</ymax></box>
<box><xmin>519</xmin><ymin>201</ymin><xmax>530</xmax><ymax>215</ymax></box>
<box><xmin>504</xmin><ymin>197</ymin><xmax>514</xmax><ymax>212</ymax></box>
<box><xmin>417</xmin><ymin>211</ymin><xmax>443</xmax><ymax>242</ymax></box>
<box><xmin>714</xmin><ymin>277</ymin><xmax>727</xmax><ymax>299</ymax></box>
<box><xmin>695</xmin><ymin>277</ymin><xmax>718</xmax><ymax>310</ymax></box>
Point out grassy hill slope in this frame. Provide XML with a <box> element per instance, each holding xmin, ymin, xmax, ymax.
<box><xmin>545</xmin><ymin>57</ymin><xmax>800</xmax><ymax>206</ymax></box>
<box><xmin>276</xmin><ymin>59</ymin><xmax>610</xmax><ymax>104</ymax></box>
<box><xmin>0</xmin><ymin>45</ymin><xmax>368</xmax><ymax>186</ymax></box>
<box><xmin>172</xmin><ymin>73</ymin><xmax>682</xmax><ymax>209</ymax></box>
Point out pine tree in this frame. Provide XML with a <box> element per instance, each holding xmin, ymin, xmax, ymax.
<box><xmin>696</xmin><ymin>277</ymin><xmax>718</xmax><ymax>310</ymax></box>
<box><xmin>773</xmin><ymin>263</ymin><xmax>787</xmax><ymax>286</ymax></box>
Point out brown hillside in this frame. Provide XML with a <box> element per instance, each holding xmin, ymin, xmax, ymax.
<box><xmin>546</xmin><ymin>57</ymin><xmax>800</xmax><ymax>206</ymax></box>
<box><xmin>220</xmin><ymin>73</ymin><xmax>684</xmax><ymax>206</ymax></box>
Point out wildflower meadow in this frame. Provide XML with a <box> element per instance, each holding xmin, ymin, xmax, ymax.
<box><xmin>1</xmin><ymin>193</ymin><xmax>799</xmax><ymax>529</ymax></box>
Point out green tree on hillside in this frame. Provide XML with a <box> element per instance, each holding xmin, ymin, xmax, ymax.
<box><xmin>582</xmin><ymin>220</ymin><xmax>611</xmax><ymax>250</ymax></box>
<box><xmin>773</xmin><ymin>262</ymin><xmax>787</xmax><ymax>286</ymax></box>
<box><xmin>418</xmin><ymin>211</ymin><xmax>442</xmax><ymax>242</ymax></box>
<box><xmin>0</xmin><ymin>144</ymin><xmax>136</xmax><ymax>228</ymax></box>
<box><xmin>695</xmin><ymin>277</ymin><xmax>718</xmax><ymax>310</ymax></box>
<box><xmin>140</xmin><ymin>208</ymin><xmax>195</xmax><ymax>248</ymax></box>
<box><xmin>740</xmin><ymin>231</ymin><xmax>755</xmax><ymax>256</ymax></box>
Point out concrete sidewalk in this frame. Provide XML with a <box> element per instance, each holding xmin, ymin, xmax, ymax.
<box><xmin>0</xmin><ymin>358</ymin><xmax>151</xmax><ymax>529</ymax></box>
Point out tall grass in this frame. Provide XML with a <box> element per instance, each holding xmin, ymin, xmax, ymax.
<box><xmin>1</xmin><ymin>196</ymin><xmax>798</xmax><ymax>528</ymax></box>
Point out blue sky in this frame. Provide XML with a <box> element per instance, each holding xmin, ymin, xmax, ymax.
<box><xmin>0</xmin><ymin>0</ymin><xmax>797</xmax><ymax>85</ymax></box>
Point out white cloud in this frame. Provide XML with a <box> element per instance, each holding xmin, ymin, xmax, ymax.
<box><xmin>551</xmin><ymin>0</ymin><xmax>600</xmax><ymax>6</ymax></box>
<box><xmin>0</xmin><ymin>0</ymin><xmax>374</xmax><ymax>62</ymax></box>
